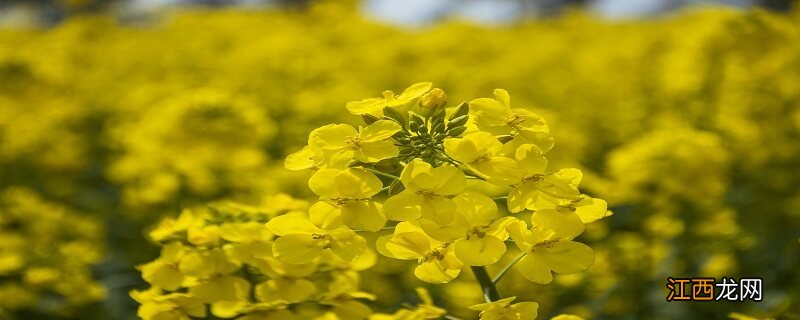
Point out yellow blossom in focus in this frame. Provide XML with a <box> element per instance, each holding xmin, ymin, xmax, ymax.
<box><xmin>468</xmin><ymin>297</ymin><xmax>539</xmax><ymax>320</ymax></box>
<box><xmin>347</xmin><ymin>82</ymin><xmax>433</xmax><ymax>116</ymax></box>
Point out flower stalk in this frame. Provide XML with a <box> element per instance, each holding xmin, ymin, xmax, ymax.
<box><xmin>472</xmin><ymin>266</ymin><xmax>501</xmax><ymax>302</ymax></box>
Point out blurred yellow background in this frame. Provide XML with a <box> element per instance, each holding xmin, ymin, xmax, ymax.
<box><xmin>0</xmin><ymin>0</ymin><xmax>799</xmax><ymax>319</ymax></box>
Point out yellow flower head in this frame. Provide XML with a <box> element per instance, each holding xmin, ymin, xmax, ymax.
<box><xmin>384</xmin><ymin>159</ymin><xmax>466</xmax><ymax>224</ymax></box>
<box><xmin>507</xmin><ymin>144</ymin><xmax>581</xmax><ymax>213</ymax></box>
<box><xmin>346</xmin><ymin>82</ymin><xmax>433</xmax><ymax>116</ymax></box>
<box><xmin>376</xmin><ymin>222</ymin><xmax>463</xmax><ymax>283</ymax></box>
<box><xmin>470</xmin><ymin>89</ymin><xmax>553</xmax><ymax>152</ymax></box>
<box><xmin>468</xmin><ymin>297</ymin><xmax>539</xmax><ymax>320</ymax></box>
<box><xmin>507</xmin><ymin>210</ymin><xmax>594</xmax><ymax>284</ymax></box>
<box><xmin>266</xmin><ymin>214</ymin><xmax>366</xmax><ymax>264</ymax></box>
<box><xmin>418</xmin><ymin>192</ymin><xmax>518</xmax><ymax>266</ymax></box>
<box><xmin>416</xmin><ymin>87</ymin><xmax>447</xmax><ymax>116</ymax></box>
<box><xmin>444</xmin><ymin>132</ymin><xmax>518</xmax><ymax>183</ymax></box>
<box><xmin>308</xmin><ymin>167</ymin><xmax>387</xmax><ymax>231</ymax></box>
<box><xmin>308</xmin><ymin>120</ymin><xmax>401</xmax><ymax>168</ymax></box>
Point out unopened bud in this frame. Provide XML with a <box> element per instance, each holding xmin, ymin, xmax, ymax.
<box><xmin>418</xmin><ymin>88</ymin><xmax>447</xmax><ymax>115</ymax></box>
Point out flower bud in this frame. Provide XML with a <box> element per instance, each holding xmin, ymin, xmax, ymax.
<box><xmin>418</xmin><ymin>88</ymin><xmax>447</xmax><ymax>116</ymax></box>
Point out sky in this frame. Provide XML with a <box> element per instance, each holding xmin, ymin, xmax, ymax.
<box><xmin>115</xmin><ymin>0</ymin><xmax>756</xmax><ymax>25</ymax></box>
<box><xmin>362</xmin><ymin>0</ymin><xmax>754</xmax><ymax>25</ymax></box>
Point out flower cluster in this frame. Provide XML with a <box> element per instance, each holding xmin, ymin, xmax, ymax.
<box><xmin>283</xmin><ymin>84</ymin><xmax>609</xmax><ymax>318</ymax></box>
<box><xmin>0</xmin><ymin>188</ymin><xmax>105</xmax><ymax>317</ymax></box>
<box><xmin>132</xmin><ymin>194</ymin><xmax>381</xmax><ymax>320</ymax></box>
<box><xmin>133</xmin><ymin>85</ymin><xmax>606</xmax><ymax>319</ymax></box>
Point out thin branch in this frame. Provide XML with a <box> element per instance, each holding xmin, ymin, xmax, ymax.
<box><xmin>492</xmin><ymin>253</ymin><xmax>526</xmax><ymax>285</ymax></box>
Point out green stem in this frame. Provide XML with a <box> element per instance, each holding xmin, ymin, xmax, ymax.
<box><xmin>471</xmin><ymin>266</ymin><xmax>500</xmax><ymax>302</ymax></box>
<box><xmin>492</xmin><ymin>253</ymin><xmax>526</xmax><ymax>285</ymax></box>
<box><xmin>241</xmin><ymin>266</ymin><xmax>258</xmax><ymax>302</ymax></box>
<box><xmin>364</xmin><ymin>167</ymin><xmax>400</xmax><ymax>180</ymax></box>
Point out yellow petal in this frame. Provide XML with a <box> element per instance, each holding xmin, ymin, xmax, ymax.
<box><xmin>472</xmin><ymin>157</ymin><xmax>519</xmax><ymax>183</ymax></box>
<box><xmin>453</xmin><ymin>192</ymin><xmax>497</xmax><ymax>225</ymax></box>
<box><xmin>506</xmin><ymin>220</ymin><xmax>534</xmax><ymax>252</ymax></box>
<box><xmin>309</xmin><ymin>124</ymin><xmax>357</xmax><ymax>150</ymax></box>
<box><xmin>140</xmin><ymin>260</ymin><xmax>184</xmax><ymax>291</ymax></box>
<box><xmin>266</xmin><ymin>214</ymin><xmax>320</xmax><ymax>236</ymax></box>
<box><xmin>445</xmin><ymin>132</ymin><xmax>501</xmax><ymax>164</ymax></box>
<box><xmin>540</xmin><ymin>240</ymin><xmax>594</xmax><ymax>274</ymax></box>
<box><xmin>383</xmin><ymin>191</ymin><xmax>424</xmax><ymax>221</ymax></box>
<box><xmin>333</xmin><ymin>300</ymin><xmax>374</xmax><ymax>320</ymax></box>
<box><xmin>189</xmin><ymin>275</ymin><xmax>250</xmax><ymax>303</ymax></box>
<box><xmin>574</xmin><ymin>197</ymin><xmax>608</xmax><ymax>223</ymax></box>
<box><xmin>309</xmin><ymin>201</ymin><xmax>343</xmax><ymax>229</ymax></box>
<box><xmin>414</xmin><ymin>260</ymin><xmax>461</xmax><ymax>284</ymax></box>
<box><xmin>468</xmin><ymin>296</ymin><xmax>516</xmax><ymax>311</ymax></box>
<box><xmin>340</xmin><ymin>201</ymin><xmax>386</xmax><ymax>232</ymax></box>
<box><xmin>512</xmin><ymin>108</ymin><xmax>548</xmax><ymax>132</ymax></box>
<box><xmin>536</xmin><ymin>175</ymin><xmax>581</xmax><ymax>200</ymax></box>
<box><xmin>220</xmin><ymin>222</ymin><xmax>272</xmax><ymax>243</ymax></box>
<box><xmin>401</xmin><ymin>160</ymin><xmax>466</xmax><ymax>195</ymax></box>
<box><xmin>517</xmin><ymin>254</ymin><xmax>553</xmax><ymax>284</ymax></box>
<box><xmin>514</xmin><ymin>144</ymin><xmax>547</xmax><ymax>175</ymax></box>
<box><xmin>555</xmin><ymin>168</ymin><xmax>583</xmax><ymax>187</ymax></box>
<box><xmin>179</xmin><ymin>249</ymin><xmax>238</xmax><ymax>278</ymax></box>
<box><xmin>255</xmin><ymin>278</ymin><xmax>316</xmax><ymax>303</ymax></box>
<box><xmin>507</xmin><ymin>184</ymin><xmax>540</xmax><ymax>213</ymax></box>
<box><xmin>346</xmin><ymin>97</ymin><xmax>386</xmax><ymax>116</ymax></box>
<box><xmin>376</xmin><ymin>232</ymin><xmax>430</xmax><ymax>260</ymax></box>
<box><xmin>397</xmin><ymin>82</ymin><xmax>433</xmax><ymax>100</ymax></box>
<box><xmin>511</xmin><ymin>301</ymin><xmax>539</xmax><ymax>320</ymax></box>
<box><xmin>328</xmin><ymin>227</ymin><xmax>367</xmax><ymax>261</ymax></box>
<box><xmin>359</xmin><ymin>120</ymin><xmax>401</xmax><ymax>141</ymax></box>
<box><xmin>470</xmin><ymin>98</ymin><xmax>509</xmax><ymax>128</ymax></box>
<box><xmin>356</xmin><ymin>140</ymin><xmax>399</xmax><ymax>163</ymax></box>
<box><xmin>211</xmin><ymin>301</ymin><xmax>249</xmax><ymax>318</ymax></box>
<box><xmin>418</xmin><ymin>196</ymin><xmax>458</xmax><ymax>225</ymax></box>
<box><xmin>454</xmin><ymin>237</ymin><xmax>506</xmax><ymax>266</ymax></box>
<box><xmin>532</xmin><ymin>209</ymin><xmax>584</xmax><ymax>241</ymax></box>
<box><xmin>272</xmin><ymin>234</ymin><xmax>325</xmax><ymax>264</ymax></box>
<box><xmin>335</xmin><ymin>168</ymin><xmax>383</xmax><ymax>198</ymax></box>
<box><xmin>493</xmin><ymin>89</ymin><xmax>511</xmax><ymax>107</ymax></box>
<box><xmin>308</xmin><ymin>168</ymin><xmax>341</xmax><ymax>198</ymax></box>
<box><xmin>284</xmin><ymin>146</ymin><xmax>317</xmax><ymax>171</ymax></box>
<box><xmin>418</xmin><ymin>216</ymin><xmax>469</xmax><ymax>242</ymax></box>
<box><xmin>485</xmin><ymin>216</ymin><xmax>519</xmax><ymax>240</ymax></box>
